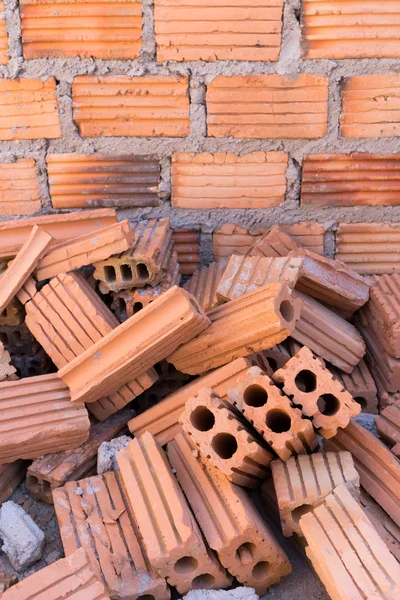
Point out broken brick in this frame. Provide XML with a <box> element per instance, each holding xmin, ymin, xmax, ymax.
<box><xmin>0</xmin><ymin>159</ymin><xmax>40</xmax><ymax>216</ymax></box>
<box><xmin>0</xmin><ymin>341</ymin><xmax>16</xmax><ymax>381</ymax></box>
<box><xmin>375</xmin><ymin>402</ymin><xmax>400</xmax><ymax>456</ymax></box>
<box><xmin>183</xmin><ymin>260</ymin><xmax>228</xmax><ymax>312</ymax></box>
<box><xmin>0</xmin><ymin>297</ymin><xmax>25</xmax><ymax>327</ymax></box>
<box><xmin>248</xmin><ymin>225</ymin><xmax>300</xmax><ymax>258</ymax></box>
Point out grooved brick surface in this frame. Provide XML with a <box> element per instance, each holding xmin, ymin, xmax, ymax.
<box><xmin>0</xmin><ymin>1</ymin><xmax>8</xmax><ymax>65</ymax></box>
<box><xmin>0</xmin><ymin>78</ymin><xmax>61</xmax><ymax>140</ymax></box>
<box><xmin>167</xmin><ymin>432</ymin><xmax>292</xmax><ymax>594</ymax></box>
<box><xmin>183</xmin><ymin>260</ymin><xmax>228</xmax><ymax>312</ymax></box>
<box><xmin>301</xmin><ymin>154</ymin><xmax>400</xmax><ymax>207</ymax></box>
<box><xmin>171</xmin><ymin>152</ymin><xmax>288</xmax><ymax>208</ymax></box>
<box><xmin>302</xmin><ymin>0</ymin><xmax>400</xmax><ymax>59</ymax></box>
<box><xmin>206</xmin><ymin>75</ymin><xmax>328</xmax><ymax>139</ymax></box>
<box><xmin>0</xmin><ymin>159</ymin><xmax>40</xmax><ymax>215</ymax></box>
<box><xmin>341</xmin><ymin>73</ymin><xmax>400</xmax><ymax>138</ymax></box>
<box><xmin>359</xmin><ymin>489</ymin><xmax>400</xmax><ymax>563</ymax></box>
<box><xmin>72</xmin><ymin>76</ymin><xmax>190</xmax><ymax>138</ymax></box>
<box><xmin>47</xmin><ymin>154</ymin><xmax>161</xmax><ymax>209</ymax></box>
<box><xmin>20</xmin><ymin>0</ymin><xmax>142</xmax><ymax>60</ymax></box>
<box><xmin>154</xmin><ymin>0</ymin><xmax>284</xmax><ymax>62</ymax></box>
<box><xmin>270</xmin><ymin>451</ymin><xmax>359</xmax><ymax>536</ymax></box>
<box><xmin>172</xmin><ymin>229</ymin><xmax>200</xmax><ymax>275</ymax></box>
<box><xmin>329</xmin><ymin>359</ymin><xmax>378</xmax><ymax>414</ymax></box>
<box><xmin>375</xmin><ymin>402</ymin><xmax>400</xmax><ymax>454</ymax></box>
<box><xmin>361</xmin><ymin>274</ymin><xmax>400</xmax><ymax>358</ymax></box>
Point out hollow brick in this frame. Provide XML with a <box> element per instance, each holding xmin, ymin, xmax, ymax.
<box><xmin>58</xmin><ymin>286</ymin><xmax>210</xmax><ymax>404</ymax></box>
<box><xmin>228</xmin><ymin>367</ymin><xmax>318</xmax><ymax>460</ymax></box>
<box><xmin>0</xmin><ymin>159</ymin><xmax>40</xmax><ymax>216</ymax></box>
<box><xmin>183</xmin><ymin>260</ymin><xmax>228</xmax><ymax>312</ymax></box>
<box><xmin>0</xmin><ymin>297</ymin><xmax>25</xmax><ymax>327</ymax></box>
<box><xmin>328</xmin><ymin>359</ymin><xmax>378</xmax><ymax>414</ymax></box>
<box><xmin>0</xmin><ymin>322</ymin><xmax>40</xmax><ymax>356</ymax></box>
<box><xmin>11</xmin><ymin>347</ymin><xmax>55</xmax><ymax>378</ymax></box>
<box><xmin>168</xmin><ymin>283</ymin><xmax>301</xmax><ymax>375</ymax></box>
<box><xmin>180</xmin><ymin>388</ymin><xmax>274</xmax><ymax>488</ymax></box>
<box><xmin>251</xmin><ymin>344</ymin><xmax>291</xmax><ymax>376</ymax></box>
<box><xmin>117</xmin><ymin>432</ymin><xmax>232</xmax><ymax>593</ymax></box>
<box><xmin>375</xmin><ymin>402</ymin><xmax>400</xmax><ymax>456</ymax></box>
<box><xmin>273</xmin><ymin>346</ymin><xmax>361</xmax><ymax>438</ymax></box>
<box><xmin>0</xmin><ymin>342</ymin><xmax>16</xmax><ymax>382</ymax></box>
<box><xmin>167</xmin><ymin>432</ymin><xmax>291</xmax><ymax>594</ymax></box>
<box><xmin>270</xmin><ymin>451</ymin><xmax>359</xmax><ymax>537</ymax></box>
<box><xmin>53</xmin><ymin>472</ymin><xmax>170</xmax><ymax>600</ymax></box>
<box><xmin>299</xmin><ymin>484</ymin><xmax>400</xmax><ymax>600</ymax></box>
<box><xmin>0</xmin><ymin>461</ymin><xmax>27</xmax><ymax>504</ymax></box>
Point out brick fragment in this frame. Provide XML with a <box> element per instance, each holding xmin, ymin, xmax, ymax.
<box><xmin>155</xmin><ymin>0</ymin><xmax>283</xmax><ymax>62</ymax></box>
<box><xmin>171</xmin><ymin>152</ymin><xmax>288</xmax><ymax>208</ymax></box>
<box><xmin>301</xmin><ymin>153</ymin><xmax>400</xmax><ymax>207</ymax></box>
<box><xmin>167</xmin><ymin>432</ymin><xmax>291</xmax><ymax>593</ymax></box>
<box><xmin>329</xmin><ymin>359</ymin><xmax>378</xmax><ymax>414</ymax></box>
<box><xmin>16</xmin><ymin>275</ymin><xmax>37</xmax><ymax>305</ymax></box>
<box><xmin>0</xmin><ymin>78</ymin><xmax>61</xmax><ymax>140</ymax></box>
<box><xmin>35</xmin><ymin>220</ymin><xmax>133</xmax><ymax>281</ymax></box>
<box><xmin>0</xmin><ymin>208</ymin><xmax>117</xmax><ymax>260</ymax></box>
<box><xmin>228</xmin><ymin>367</ymin><xmax>318</xmax><ymax>460</ymax></box>
<box><xmin>53</xmin><ymin>472</ymin><xmax>170</xmax><ymax>600</ymax></box>
<box><xmin>375</xmin><ymin>402</ymin><xmax>400</xmax><ymax>456</ymax></box>
<box><xmin>0</xmin><ymin>572</ymin><xmax>17</xmax><ymax>594</ymax></box>
<box><xmin>0</xmin><ymin>297</ymin><xmax>24</xmax><ymax>326</ymax></box>
<box><xmin>0</xmin><ymin>461</ymin><xmax>27</xmax><ymax>504</ymax></box>
<box><xmin>0</xmin><ymin>342</ymin><xmax>16</xmax><ymax>381</ymax></box>
<box><xmin>270</xmin><ymin>452</ymin><xmax>359</xmax><ymax>537</ymax></box>
<box><xmin>47</xmin><ymin>154</ymin><xmax>160</xmax><ymax>209</ymax></box>
<box><xmin>168</xmin><ymin>284</ymin><xmax>301</xmax><ymax>375</ymax></box>
<box><xmin>341</xmin><ymin>73</ymin><xmax>400</xmax><ymax>138</ymax></box>
<box><xmin>59</xmin><ymin>286</ymin><xmax>210</xmax><ymax>404</ymax></box>
<box><xmin>94</xmin><ymin>218</ymin><xmax>173</xmax><ymax>292</ymax></box>
<box><xmin>207</xmin><ymin>75</ymin><xmax>328</xmax><ymax>139</ymax></box>
<box><xmin>183</xmin><ymin>260</ymin><xmax>228</xmax><ymax>312</ymax></box>
<box><xmin>359</xmin><ymin>489</ymin><xmax>400</xmax><ymax>563</ymax></box>
<box><xmin>0</xmin><ymin>1</ymin><xmax>8</xmax><ymax>65</ymax></box>
<box><xmin>0</xmin><ymin>322</ymin><xmax>40</xmax><ymax>356</ymax></box>
<box><xmin>172</xmin><ymin>229</ymin><xmax>200</xmax><ymax>275</ymax></box>
<box><xmin>118</xmin><ymin>432</ymin><xmax>232</xmax><ymax>593</ymax></box>
<box><xmin>1</xmin><ymin>547</ymin><xmax>111</xmax><ymax>599</ymax></box>
<box><xmin>0</xmin><ymin>159</ymin><xmax>40</xmax><ymax>215</ymax></box>
<box><xmin>180</xmin><ymin>388</ymin><xmax>274</xmax><ymax>487</ymax></box>
<box><xmin>21</xmin><ymin>0</ymin><xmax>142</xmax><ymax>60</ymax></box>
<box><xmin>73</xmin><ymin>76</ymin><xmax>190</xmax><ymax>138</ymax></box>
<box><xmin>216</xmin><ymin>254</ymin><xmax>302</xmax><ymax>302</ymax></box>
<box><xmin>324</xmin><ymin>420</ymin><xmax>400</xmax><ymax>528</ymax></box>
<box><xmin>0</xmin><ymin>373</ymin><xmax>90</xmax><ymax>464</ymax></box>
<box><xmin>293</xmin><ymin>248</ymin><xmax>370</xmax><ymax>317</ymax></box>
<box><xmin>273</xmin><ymin>346</ymin><xmax>361</xmax><ymax>438</ymax></box>
<box><xmin>291</xmin><ymin>290</ymin><xmax>366</xmax><ymax>373</ymax></box>
<box><xmin>26</xmin><ymin>409</ymin><xmax>132</xmax><ymax>504</ymax></box>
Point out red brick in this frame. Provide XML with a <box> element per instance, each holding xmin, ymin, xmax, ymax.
<box><xmin>329</xmin><ymin>359</ymin><xmax>378</xmax><ymax>414</ymax></box>
<box><xmin>0</xmin><ymin>159</ymin><xmax>40</xmax><ymax>215</ymax></box>
<box><xmin>0</xmin><ymin>2</ymin><xmax>8</xmax><ymax>65</ymax></box>
<box><xmin>207</xmin><ymin>75</ymin><xmax>328</xmax><ymax>139</ymax></box>
<box><xmin>172</xmin><ymin>229</ymin><xmax>200</xmax><ymax>275</ymax></box>
<box><xmin>72</xmin><ymin>76</ymin><xmax>190</xmax><ymax>138</ymax></box>
<box><xmin>0</xmin><ymin>461</ymin><xmax>27</xmax><ymax>504</ymax></box>
<box><xmin>183</xmin><ymin>260</ymin><xmax>228</xmax><ymax>311</ymax></box>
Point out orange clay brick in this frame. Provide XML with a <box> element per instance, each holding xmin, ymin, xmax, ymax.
<box><xmin>47</xmin><ymin>154</ymin><xmax>160</xmax><ymax>210</ymax></box>
<box><xmin>117</xmin><ymin>432</ymin><xmax>232</xmax><ymax>593</ymax></box>
<box><xmin>0</xmin><ymin>226</ymin><xmax>53</xmax><ymax>314</ymax></box>
<box><xmin>291</xmin><ymin>290</ymin><xmax>366</xmax><ymax>373</ymax></box>
<box><xmin>359</xmin><ymin>489</ymin><xmax>400</xmax><ymax>563</ymax></box>
<box><xmin>16</xmin><ymin>275</ymin><xmax>37</xmax><ymax>305</ymax></box>
<box><xmin>155</xmin><ymin>0</ymin><xmax>284</xmax><ymax>62</ymax></box>
<box><xmin>248</xmin><ymin>225</ymin><xmax>300</xmax><ymax>257</ymax></box>
<box><xmin>273</xmin><ymin>346</ymin><xmax>361</xmax><ymax>438</ymax></box>
<box><xmin>207</xmin><ymin>75</ymin><xmax>328</xmax><ymax>139</ymax></box>
<box><xmin>180</xmin><ymin>388</ymin><xmax>274</xmax><ymax>487</ymax></box>
<box><xmin>341</xmin><ymin>73</ymin><xmax>400</xmax><ymax>138</ymax></box>
<box><xmin>0</xmin><ymin>296</ymin><xmax>24</xmax><ymax>326</ymax></box>
<box><xmin>302</xmin><ymin>1</ymin><xmax>400</xmax><ymax>60</ymax></box>
<box><xmin>301</xmin><ymin>153</ymin><xmax>400</xmax><ymax>207</ymax></box>
<box><xmin>0</xmin><ymin>1</ymin><xmax>8</xmax><ymax>65</ymax></box>
<box><xmin>35</xmin><ymin>220</ymin><xmax>134</xmax><ymax>281</ymax></box>
<box><xmin>183</xmin><ymin>260</ymin><xmax>228</xmax><ymax>312</ymax></box>
<box><xmin>0</xmin><ymin>461</ymin><xmax>27</xmax><ymax>504</ymax></box>
<box><xmin>252</xmin><ymin>344</ymin><xmax>291</xmax><ymax>376</ymax></box>
<box><xmin>1</xmin><ymin>547</ymin><xmax>110</xmax><ymax>600</ymax></box>
<box><xmin>270</xmin><ymin>452</ymin><xmax>359</xmax><ymax>537</ymax></box>
<box><xmin>167</xmin><ymin>432</ymin><xmax>292</xmax><ymax>594</ymax></box>
<box><xmin>329</xmin><ymin>359</ymin><xmax>378</xmax><ymax>414</ymax></box>
<box><xmin>0</xmin><ymin>78</ymin><xmax>61</xmax><ymax>140</ymax></box>
<box><xmin>53</xmin><ymin>472</ymin><xmax>170</xmax><ymax>600</ymax></box>
<box><xmin>72</xmin><ymin>76</ymin><xmax>190</xmax><ymax>138</ymax></box>
<box><xmin>168</xmin><ymin>283</ymin><xmax>301</xmax><ymax>375</ymax></box>
<box><xmin>172</xmin><ymin>229</ymin><xmax>200</xmax><ymax>275</ymax></box>
<box><xmin>59</xmin><ymin>286</ymin><xmax>210</xmax><ymax>404</ymax></box>
<box><xmin>171</xmin><ymin>152</ymin><xmax>288</xmax><ymax>208</ymax></box>
<box><xmin>375</xmin><ymin>402</ymin><xmax>400</xmax><ymax>456</ymax></box>
<box><xmin>0</xmin><ymin>159</ymin><xmax>40</xmax><ymax>215</ymax></box>
<box><xmin>216</xmin><ymin>254</ymin><xmax>303</xmax><ymax>302</ymax></box>
<box><xmin>128</xmin><ymin>356</ymin><xmax>260</xmax><ymax>445</ymax></box>
<box><xmin>94</xmin><ymin>218</ymin><xmax>173</xmax><ymax>293</ymax></box>
<box><xmin>20</xmin><ymin>0</ymin><xmax>142</xmax><ymax>60</ymax></box>
<box><xmin>26</xmin><ymin>409</ymin><xmax>132</xmax><ymax>504</ymax></box>
<box><xmin>228</xmin><ymin>367</ymin><xmax>318</xmax><ymax>460</ymax></box>
<box><xmin>299</xmin><ymin>484</ymin><xmax>400</xmax><ymax>600</ymax></box>
<box><xmin>0</xmin><ymin>373</ymin><xmax>90</xmax><ymax>464</ymax></box>
<box><xmin>0</xmin><ymin>208</ymin><xmax>117</xmax><ymax>260</ymax></box>
<box><xmin>324</xmin><ymin>421</ymin><xmax>400</xmax><ymax>528</ymax></box>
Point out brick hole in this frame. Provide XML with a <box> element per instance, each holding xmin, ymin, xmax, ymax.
<box><xmin>279</xmin><ymin>300</ymin><xmax>294</xmax><ymax>322</ymax></box>
<box><xmin>252</xmin><ymin>561</ymin><xmax>270</xmax><ymax>580</ymax></box>
<box><xmin>104</xmin><ymin>265</ymin><xmax>116</xmax><ymax>283</ymax></box>
<box><xmin>294</xmin><ymin>370</ymin><xmax>317</xmax><ymax>393</ymax></box>
<box><xmin>0</xmin><ymin>308</ymin><xmax>7</xmax><ymax>317</ymax></box>
<box><xmin>42</xmin><ymin>480</ymin><xmax>51</xmax><ymax>493</ymax></box>
<box><xmin>120</xmin><ymin>264</ymin><xmax>133</xmax><ymax>282</ymax></box>
<box><xmin>136</xmin><ymin>262</ymin><xmax>149</xmax><ymax>282</ymax></box>
<box><xmin>154</xmin><ymin>362</ymin><xmax>163</xmax><ymax>376</ymax></box>
<box><xmin>236</xmin><ymin>542</ymin><xmax>257</xmax><ymax>565</ymax></box>
<box><xmin>267</xmin><ymin>357</ymin><xmax>277</xmax><ymax>371</ymax></box>
<box><xmin>118</xmin><ymin>298</ymin><xmax>127</xmax><ymax>321</ymax></box>
<box><xmin>291</xmin><ymin>504</ymin><xmax>313</xmax><ymax>524</ymax></box>
<box><xmin>317</xmin><ymin>393</ymin><xmax>340</xmax><ymax>416</ymax></box>
<box><xmin>192</xmin><ymin>574</ymin><xmax>215</xmax><ymax>589</ymax></box>
<box><xmin>27</xmin><ymin>475</ymin><xmax>39</xmax><ymax>493</ymax></box>
<box><xmin>140</xmin><ymin>596</ymin><xmax>155</xmax><ymax>600</ymax></box>
<box><xmin>0</xmin><ymin>333</ymin><xmax>7</xmax><ymax>344</ymax></box>
<box><xmin>133</xmin><ymin>302</ymin><xmax>143</xmax><ymax>314</ymax></box>
<box><xmin>244</xmin><ymin>384</ymin><xmax>268</xmax><ymax>407</ymax></box>
<box><xmin>11</xmin><ymin>331</ymin><xmax>22</xmax><ymax>343</ymax></box>
<box><xmin>211</xmin><ymin>433</ymin><xmax>238</xmax><ymax>459</ymax></box>
<box><xmin>354</xmin><ymin>396</ymin><xmax>367</xmax><ymax>410</ymax></box>
<box><xmin>265</xmin><ymin>409</ymin><xmax>291</xmax><ymax>433</ymax></box>
<box><xmin>174</xmin><ymin>556</ymin><xmax>198</xmax><ymax>574</ymax></box>
<box><xmin>190</xmin><ymin>406</ymin><xmax>215</xmax><ymax>431</ymax></box>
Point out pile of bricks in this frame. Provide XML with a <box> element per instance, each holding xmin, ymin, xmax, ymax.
<box><xmin>0</xmin><ymin>209</ymin><xmax>400</xmax><ymax>600</ymax></box>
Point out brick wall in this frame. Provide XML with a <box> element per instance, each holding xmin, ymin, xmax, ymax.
<box><xmin>1</xmin><ymin>0</ymin><xmax>400</xmax><ymax>265</ymax></box>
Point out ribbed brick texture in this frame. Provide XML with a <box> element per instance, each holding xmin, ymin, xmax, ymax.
<box><xmin>172</xmin><ymin>229</ymin><xmax>200</xmax><ymax>275</ymax></box>
<box><xmin>0</xmin><ymin>159</ymin><xmax>40</xmax><ymax>215</ymax></box>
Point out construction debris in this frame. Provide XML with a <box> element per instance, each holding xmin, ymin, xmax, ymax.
<box><xmin>0</xmin><ymin>501</ymin><xmax>45</xmax><ymax>570</ymax></box>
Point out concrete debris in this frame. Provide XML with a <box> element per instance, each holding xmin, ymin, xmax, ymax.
<box><xmin>0</xmin><ymin>502</ymin><xmax>45</xmax><ymax>571</ymax></box>
<box><xmin>97</xmin><ymin>435</ymin><xmax>132</xmax><ymax>474</ymax></box>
